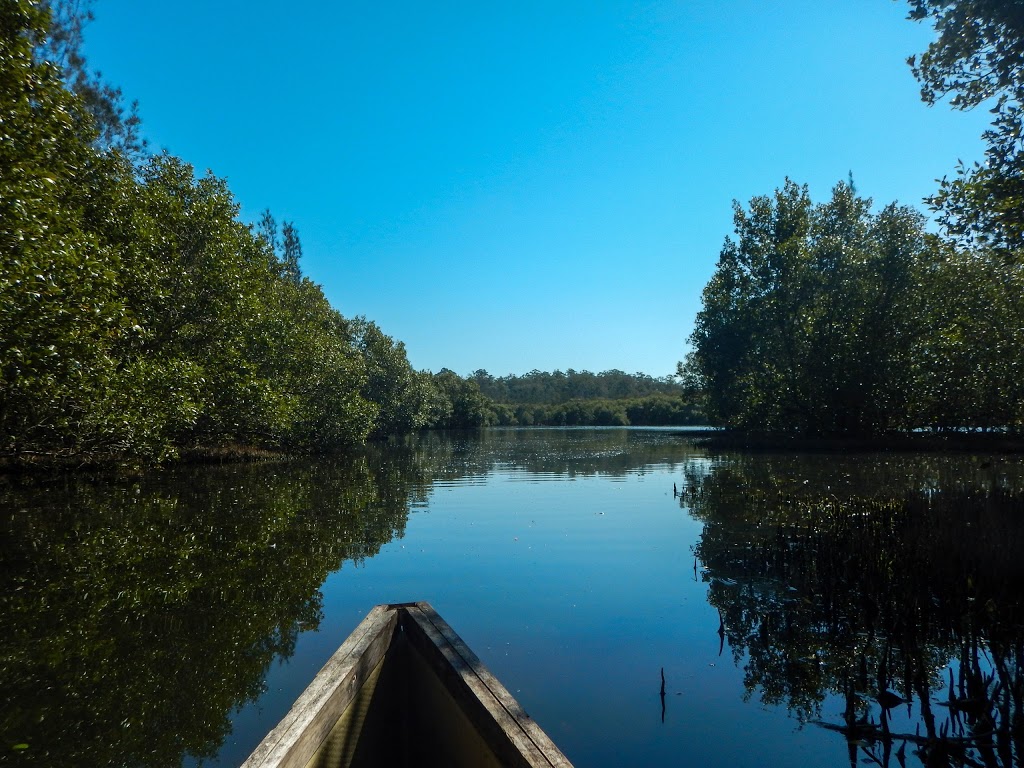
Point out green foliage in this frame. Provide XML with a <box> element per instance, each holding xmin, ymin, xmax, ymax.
<box><xmin>471</xmin><ymin>368</ymin><xmax>686</xmax><ymax>404</ymax></box>
<box><xmin>487</xmin><ymin>395</ymin><xmax>703</xmax><ymax>427</ymax></box>
<box><xmin>0</xmin><ymin>0</ymin><xmax>135</xmax><ymax>457</ymax></box>
<box><xmin>0</xmin><ymin>3</ymin><xmax>439</xmax><ymax>463</ymax></box>
<box><xmin>350</xmin><ymin>318</ymin><xmax>436</xmax><ymax>437</ymax></box>
<box><xmin>916</xmin><ymin>243</ymin><xmax>1024</xmax><ymax>430</ymax></box>
<box><xmin>907</xmin><ymin>0</ymin><xmax>1024</xmax><ymax>256</ymax></box>
<box><xmin>683</xmin><ymin>179</ymin><xmax>949</xmax><ymax>435</ymax></box>
<box><xmin>264</xmin><ymin>280</ymin><xmax>375</xmax><ymax>450</ymax></box>
<box><xmin>429</xmin><ymin>369</ymin><xmax>495</xmax><ymax>428</ymax></box>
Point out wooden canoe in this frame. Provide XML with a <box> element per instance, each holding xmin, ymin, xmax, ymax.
<box><xmin>241</xmin><ymin>601</ymin><xmax>575</xmax><ymax>768</ymax></box>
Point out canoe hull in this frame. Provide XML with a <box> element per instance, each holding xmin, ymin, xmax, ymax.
<box><xmin>242</xmin><ymin>601</ymin><xmax>574</xmax><ymax>768</ymax></box>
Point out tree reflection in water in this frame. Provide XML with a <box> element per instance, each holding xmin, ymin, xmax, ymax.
<box><xmin>7</xmin><ymin>431</ymin><xmax>1021</xmax><ymax>768</ymax></box>
<box><xmin>0</xmin><ymin>450</ymin><xmax>426</xmax><ymax>767</ymax></box>
<box><xmin>682</xmin><ymin>455</ymin><xmax>1024</xmax><ymax>768</ymax></box>
<box><xmin>0</xmin><ymin>428</ymin><xmax>704</xmax><ymax>767</ymax></box>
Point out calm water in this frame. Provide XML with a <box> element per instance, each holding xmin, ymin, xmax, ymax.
<box><xmin>3</xmin><ymin>428</ymin><xmax>1023</xmax><ymax>767</ymax></box>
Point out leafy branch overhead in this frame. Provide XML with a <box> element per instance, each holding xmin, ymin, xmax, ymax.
<box><xmin>907</xmin><ymin>0</ymin><xmax>1024</xmax><ymax>255</ymax></box>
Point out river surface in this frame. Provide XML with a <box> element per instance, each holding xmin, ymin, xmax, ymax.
<box><xmin>3</xmin><ymin>427</ymin><xmax>1024</xmax><ymax>767</ymax></box>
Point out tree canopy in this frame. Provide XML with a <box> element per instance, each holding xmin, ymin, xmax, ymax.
<box><xmin>681</xmin><ymin>178</ymin><xmax>1024</xmax><ymax>435</ymax></box>
<box><xmin>0</xmin><ymin>0</ymin><xmax>452</xmax><ymax>463</ymax></box>
<box><xmin>680</xmin><ymin>4</ymin><xmax>1024</xmax><ymax>438</ymax></box>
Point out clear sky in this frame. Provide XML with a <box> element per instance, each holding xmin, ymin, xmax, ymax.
<box><xmin>81</xmin><ymin>0</ymin><xmax>990</xmax><ymax>378</ymax></box>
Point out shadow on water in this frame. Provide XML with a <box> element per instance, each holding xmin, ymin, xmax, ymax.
<box><xmin>681</xmin><ymin>453</ymin><xmax>1024</xmax><ymax>768</ymax></box>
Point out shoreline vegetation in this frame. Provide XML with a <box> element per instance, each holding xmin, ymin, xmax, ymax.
<box><xmin>7</xmin><ymin>427</ymin><xmax>1024</xmax><ymax>478</ymax></box>
<box><xmin>677</xmin><ymin>3</ymin><xmax>1024</xmax><ymax>443</ymax></box>
<box><xmin>0</xmin><ymin>370</ymin><xmax>708</xmax><ymax>472</ymax></box>
<box><xmin>4</xmin><ymin>2</ymin><xmax>1023</xmax><ymax>471</ymax></box>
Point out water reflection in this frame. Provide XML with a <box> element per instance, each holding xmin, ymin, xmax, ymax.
<box><xmin>5</xmin><ymin>431</ymin><xmax>1022</xmax><ymax>768</ymax></box>
<box><xmin>0</xmin><ymin>454</ymin><xmax>420</xmax><ymax>767</ymax></box>
<box><xmin>0</xmin><ymin>428</ymin><xmax>703</xmax><ymax>767</ymax></box>
<box><xmin>415</xmin><ymin>427</ymin><xmax>705</xmax><ymax>480</ymax></box>
<box><xmin>683</xmin><ymin>454</ymin><xmax>1024</xmax><ymax>768</ymax></box>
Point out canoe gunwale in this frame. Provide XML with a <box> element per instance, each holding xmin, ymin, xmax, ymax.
<box><xmin>241</xmin><ymin>604</ymin><xmax>397</xmax><ymax>768</ymax></box>
<box><xmin>400</xmin><ymin>602</ymin><xmax>574</xmax><ymax>768</ymax></box>
<box><xmin>240</xmin><ymin>601</ymin><xmax>574</xmax><ymax>768</ymax></box>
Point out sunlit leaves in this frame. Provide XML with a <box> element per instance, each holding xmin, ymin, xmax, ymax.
<box><xmin>916</xmin><ymin>246</ymin><xmax>1024</xmax><ymax>430</ymax></box>
<box><xmin>349</xmin><ymin>318</ymin><xmax>437</xmax><ymax>437</ymax></box>
<box><xmin>430</xmin><ymin>370</ymin><xmax>494</xmax><ymax>428</ymax></box>
<box><xmin>0</xmin><ymin>0</ymin><xmax>132</xmax><ymax>457</ymax></box>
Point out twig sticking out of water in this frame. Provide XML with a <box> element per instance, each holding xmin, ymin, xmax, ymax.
<box><xmin>660</xmin><ymin>667</ymin><xmax>666</xmax><ymax>723</ymax></box>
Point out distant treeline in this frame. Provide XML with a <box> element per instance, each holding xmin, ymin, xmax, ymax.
<box><xmin>469</xmin><ymin>369</ymin><xmax>685</xmax><ymax>404</ymax></box>
<box><xmin>451</xmin><ymin>370</ymin><xmax>704</xmax><ymax>427</ymax></box>
<box><xmin>487</xmin><ymin>395</ymin><xmax>703</xmax><ymax>427</ymax></box>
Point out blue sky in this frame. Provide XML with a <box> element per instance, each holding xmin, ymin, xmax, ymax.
<box><xmin>83</xmin><ymin>1</ymin><xmax>990</xmax><ymax>378</ymax></box>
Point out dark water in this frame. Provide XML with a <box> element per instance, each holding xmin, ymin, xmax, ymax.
<box><xmin>2</xmin><ymin>428</ymin><xmax>1023</xmax><ymax>767</ymax></box>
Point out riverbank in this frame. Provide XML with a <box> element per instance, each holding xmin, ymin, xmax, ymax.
<box><xmin>0</xmin><ymin>443</ymin><xmax>291</xmax><ymax>475</ymax></box>
<box><xmin>693</xmin><ymin>429</ymin><xmax>1024</xmax><ymax>454</ymax></box>
<box><xmin>5</xmin><ymin>426</ymin><xmax>1023</xmax><ymax>475</ymax></box>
